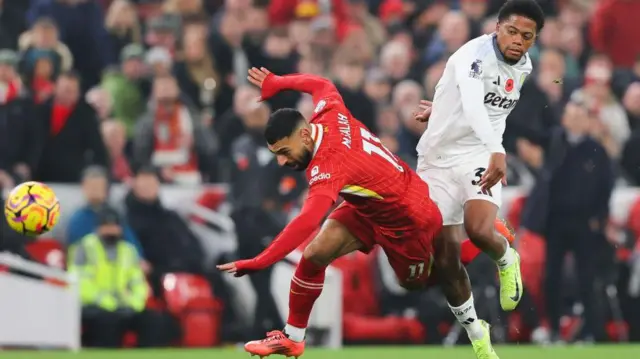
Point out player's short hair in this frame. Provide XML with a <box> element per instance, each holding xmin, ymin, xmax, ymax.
<box><xmin>265</xmin><ymin>108</ymin><xmax>305</xmax><ymax>145</ymax></box>
<box><xmin>497</xmin><ymin>0</ymin><xmax>545</xmax><ymax>32</ymax></box>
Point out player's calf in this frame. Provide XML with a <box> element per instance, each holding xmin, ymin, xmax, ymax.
<box><xmin>285</xmin><ymin>220</ymin><xmax>363</xmax><ymax>343</ymax></box>
<box><xmin>463</xmin><ymin>202</ymin><xmax>508</xmax><ymax>261</ymax></box>
<box><xmin>432</xmin><ymin>228</ymin><xmax>488</xmax><ymax>343</ymax></box>
<box><xmin>464</xmin><ymin>201</ymin><xmax>522</xmax><ymax>311</ymax></box>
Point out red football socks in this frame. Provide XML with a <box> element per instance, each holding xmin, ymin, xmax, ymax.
<box><xmin>287</xmin><ymin>257</ymin><xmax>327</xmax><ymax>328</ymax></box>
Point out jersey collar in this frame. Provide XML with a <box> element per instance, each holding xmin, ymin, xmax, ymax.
<box><xmin>310</xmin><ymin>123</ymin><xmax>324</xmax><ymax>157</ymax></box>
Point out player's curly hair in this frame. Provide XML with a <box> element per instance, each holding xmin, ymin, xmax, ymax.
<box><xmin>498</xmin><ymin>0</ymin><xmax>545</xmax><ymax>32</ymax></box>
<box><xmin>265</xmin><ymin>108</ymin><xmax>305</xmax><ymax>145</ymax></box>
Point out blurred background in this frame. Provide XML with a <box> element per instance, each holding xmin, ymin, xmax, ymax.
<box><xmin>1</xmin><ymin>0</ymin><xmax>640</xmax><ymax>352</ymax></box>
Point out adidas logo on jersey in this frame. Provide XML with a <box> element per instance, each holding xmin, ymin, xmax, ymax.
<box><xmin>483</xmin><ymin>92</ymin><xmax>518</xmax><ymax>110</ymax></box>
<box><xmin>309</xmin><ymin>172</ymin><xmax>331</xmax><ymax>186</ymax></box>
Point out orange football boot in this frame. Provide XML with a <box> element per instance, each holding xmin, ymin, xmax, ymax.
<box><xmin>244</xmin><ymin>330</ymin><xmax>305</xmax><ymax>358</ymax></box>
<box><xmin>495</xmin><ymin>217</ymin><xmax>516</xmax><ymax>245</ymax></box>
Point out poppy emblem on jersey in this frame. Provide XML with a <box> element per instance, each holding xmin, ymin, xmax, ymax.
<box><xmin>505</xmin><ymin>78</ymin><xmax>514</xmax><ymax>93</ymax></box>
<box><xmin>469</xmin><ymin>59</ymin><xmax>483</xmax><ymax>79</ymax></box>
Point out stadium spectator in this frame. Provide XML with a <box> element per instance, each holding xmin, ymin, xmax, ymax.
<box><xmin>68</xmin><ymin>206</ymin><xmax>165</xmax><ymax>348</ymax></box>
<box><xmin>86</xmin><ymin>86</ymin><xmax>114</xmax><ymax>122</ymax></box>
<box><xmin>571</xmin><ymin>56</ymin><xmax>629</xmax><ymax>158</ymax></box>
<box><xmin>144</xmin><ymin>14</ymin><xmax>180</xmax><ymax>56</ymax></box>
<box><xmin>229</xmin><ymin>102</ymin><xmax>273</xmax><ymax>208</ymax></box>
<box><xmin>0</xmin><ymin>49</ymin><xmax>37</xmax><ymax>184</ymax></box>
<box><xmin>18</xmin><ymin>17</ymin><xmax>73</xmax><ymax>79</ymax></box>
<box><xmin>522</xmin><ymin>99</ymin><xmax>615</xmax><ymax>343</ymax></box>
<box><xmin>101</xmin><ymin>120</ymin><xmax>134</xmax><ymax>182</ymax></box>
<box><xmin>27</xmin><ymin>0</ymin><xmax>114</xmax><ymax>90</ymax></box>
<box><xmin>104</xmin><ymin>0</ymin><xmax>143</xmax><ymax>59</ymax></box>
<box><xmin>173</xmin><ymin>16</ymin><xmax>225</xmax><ymax>121</ymax></box>
<box><xmin>132</xmin><ymin>74</ymin><xmax>217</xmax><ymax>183</ymax></box>
<box><xmin>33</xmin><ymin>71</ymin><xmax>109</xmax><ymax>183</ymax></box>
<box><xmin>101</xmin><ymin>44</ymin><xmax>150</xmax><ymax>137</ymax></box>
<box><xmin>124</xmin><ymin>167</ymin><xmax>207</xmax><ymax>297</ymax></box>
<box><xmin>66</xmin><ymin>166</ymin><xmax>144</xmax><ymax>256</ymax></box>
<box><xmin>333</xmin><ymin>57</ymin><xmax>377</xmax><ymax>133</ymax></box>
<box><xmin>423</xmin><ymin>11</ymin><xmax>470</xmax><ymax>68</ymax></box>
<box><xmin>215</xmin><ymin>84</ymin><xmax>261</xmax><ymax>160</ymax></box>
<box><xmin>589</xmin><ymin>0</ymin><xmax>640</xmax><ymax>68</ymax></box>
<box><xmin>0</xmin><ymin>0</ymin><xmax>26</xmax><ymax>50</ymax></box>
<box><xmin>145</xmin><ymin>46</ymin><xmax>173</xmax><ymax>77</ymax></box>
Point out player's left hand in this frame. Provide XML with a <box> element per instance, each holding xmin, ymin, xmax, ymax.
<box><xmin>248</xmin><ymin>67</ymin><xmax>278</xmax><ymax>101</ymax></box>
<box><xmin>413</xmin><ymin>100</ymin><xmax>433</xmax><ymax>123</ymax></box>
<box><xmin>216</xmin><ymin>259</ymin><xmax>261</xmax><ymax>277</ymax></box>
<box><xmin>479</xmin><ymin>152</ymin><xmax>507</xmax><ymax>191</ymax></box>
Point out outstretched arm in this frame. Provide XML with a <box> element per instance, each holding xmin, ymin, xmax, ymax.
<box><xmin>217</xmin><ymin>195</ymin><xmax>334</xmax><ymax>276</ymax></box>
<box><xmin>248</xmin><ymin>67</ymin><xmax>340</xmax><ymax>104</ymax></box>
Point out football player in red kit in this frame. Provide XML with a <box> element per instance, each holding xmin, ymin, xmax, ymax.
<box><xmin>217</xmin><ymin>67</ymin><xmax>513</xmax><ymax>358</ymax></box>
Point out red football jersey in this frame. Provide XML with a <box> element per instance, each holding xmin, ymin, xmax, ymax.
<box><xmin>304</xmin><ymin>86</ymin><xmax>436</xmax><ymax>238</ymax></box>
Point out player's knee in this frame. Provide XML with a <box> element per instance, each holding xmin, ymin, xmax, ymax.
<box><xmin>302</xmin><ymin>242</ymin><xmax>333</xmax><ymax>267</ymax></box>
<box><xmin>433</xmin><ymin>232</ymin><xmax>461</xmax><ymax>269</ymax></box>
<box><xmin>464</xmin><ymin>217</ymin><xmax>494</xmax><ymax>244</ymax></box>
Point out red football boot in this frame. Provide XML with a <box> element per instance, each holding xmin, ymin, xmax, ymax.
<box><xmin>244</xmin><ymin>330</ymin><xmax>305</xmax><ymax>358</ymax></box>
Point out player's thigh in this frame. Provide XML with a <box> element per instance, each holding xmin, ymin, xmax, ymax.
<box><xmin>453</xmin><ymin>160</ymin><xmax>501</xmax><ymax>231</ymax></box>
<box><xmin>457</xmin><ymin>160</ymin><xmax>503</xmax><ymax>210</ymax></box>
<box><xmin>304</xmin><ymin>204</ymin><xmax>366</xmax><ymax>266</ymax></box>
<box><xmin>380</xmin><ymin>227</ymin><xmax>440</xmax><ymax>291</ymax></box>
<box><xmin>417</xmin><ymin>167</ymin><xmax>464</xmax><ymax>226</ymax></box>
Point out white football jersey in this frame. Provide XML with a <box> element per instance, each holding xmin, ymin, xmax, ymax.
<box><xmin>416</xmin><ymin>34</ymin><xmax>532</xmax><ymax>167</ymax></box>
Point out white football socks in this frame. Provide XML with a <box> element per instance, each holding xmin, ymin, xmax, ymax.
<box><xmin>284</xmin><ymin>324</ymin><xmax>305</xmax><ymax>342</ymax></box>
<box><xmin>449</xmin><ymin>295</ymin><xmax>485</xmax><ymax>341</ymax></box>
<box><xmin>496</xmin><ymin>237</ymin><xmax>515</xmax><ymax>270</ymax></box>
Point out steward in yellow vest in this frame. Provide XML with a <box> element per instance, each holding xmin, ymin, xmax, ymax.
<box><xmin>68</xmin><ymin>206</ymin><xmax>159</xmax><ymax>347</ymax></box>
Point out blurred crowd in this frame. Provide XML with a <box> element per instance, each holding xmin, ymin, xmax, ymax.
<box><xmin>2</xmin><ymin>0</ymin><xmax>640</xmax><ymax>349</ymax></box>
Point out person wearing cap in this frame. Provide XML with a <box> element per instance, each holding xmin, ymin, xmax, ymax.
<box><xmin>521</xmin><ymin>99</ymin><xmax>615</xmax><ymax>343</ymax></box>
<box><xmin>145</xmin><ymin>14</ymin><xmax>180</xmax><ymax>55</ymax></box>
<box><xmin>101</xmin><ymin>43</ymin><xmax>149</xmax><ymax>137</ymax></box>
<box><xmin>0</xmin><ymin>48</ymin><xmax>36</xmax><ymax>187</ymax></box>
<box><xmin>68</xmin><ymin>205</ymin><xmax>162</xmax><ymax>347</ymax></box>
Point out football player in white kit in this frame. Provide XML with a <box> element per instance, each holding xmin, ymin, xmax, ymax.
<box><xmin>414</xmin><ymin>1</ymin><xmax>545</xmax><ymax>357</ymax></box>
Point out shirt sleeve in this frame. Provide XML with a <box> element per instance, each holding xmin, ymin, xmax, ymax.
<box><xmin>261</xmin><ymin>73</ymin><xmax>342</xmax><ymax>107</ymax></box>
<box><xmin>452</xmin><ymin>50</ymin><xmax>505</xmax><ymax>154</ymax></box>
<box><xmin>252</xmin><ymin>195</ymin><xmax>335</xmax><ymax>269</ymax></box>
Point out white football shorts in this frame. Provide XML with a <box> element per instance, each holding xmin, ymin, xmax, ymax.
<box><xmin>417</xmin><ymin>154</ymin><xmax>502</xmax><ymax>226</ymax></box>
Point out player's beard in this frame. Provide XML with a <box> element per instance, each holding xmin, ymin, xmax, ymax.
<box><xmin>289</xmin><ymin>147</ymin><xmax>313</xmax><ymax>171</ymax></box>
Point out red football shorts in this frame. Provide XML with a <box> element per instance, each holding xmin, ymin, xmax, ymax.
<box><xmin>327</xmin><ymin>202</ymin><xmax>443</xmax><ymax>288</ymax></box>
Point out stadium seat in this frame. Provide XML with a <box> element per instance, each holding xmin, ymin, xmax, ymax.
<box><xmin>25</xmin><ymin>238</ymin><xmax>66</xmax><ymax>269</ymax></box>
<box><xmin>196</xmin><ymin>188</ymin><xmax>227</xmax><ymax>212</ymax></box>
<box><xmin>162</xmin><ymin>273</ymin><xmax>222</xmax><ymax>347</ymax></box>
<box><xmin>506</xmin><ymin>195</ymin><xmax>527</xmax><ymax>232</ymax></box>
<box><xmin>517</xmin><ymin>230</ymin><xmax>545</xmax><ymax>311</ymax></box>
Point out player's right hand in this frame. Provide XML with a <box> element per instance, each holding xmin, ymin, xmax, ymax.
<box><xmin>413</xmin><ymin>100</ymin><xmax>432</xmax><ymax>123</ymax></box>
<box><xmin>248</xmin><ymin>67</ymin><xmax>276</xmax><ymax>101</ymax></box>
<box><xmin>479</xmin><ymin>152</ymin><xmax>507</xmax><ymax>191</ymax></box>
<box><xmin>217</xmin><ymin>259</ymin><xmax>261</xmax><ymax>277</ymax></box>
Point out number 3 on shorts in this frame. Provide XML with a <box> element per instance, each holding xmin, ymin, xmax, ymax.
<box><xmin>471</xmin><ymin>167</ymin><xmax>493</xmax><ymax>197</ymax></box>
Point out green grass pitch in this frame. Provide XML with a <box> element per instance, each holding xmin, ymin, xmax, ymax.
<box><xmin>2</xmin><ymin>346</ymin><xmax>640</xmax><ymax>359</ymax></box>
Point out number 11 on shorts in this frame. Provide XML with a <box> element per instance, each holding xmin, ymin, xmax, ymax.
<box><xmin>408</xmin><ymin>262</ymin><xmax>425</xmax><ymax>281</ymax></box>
